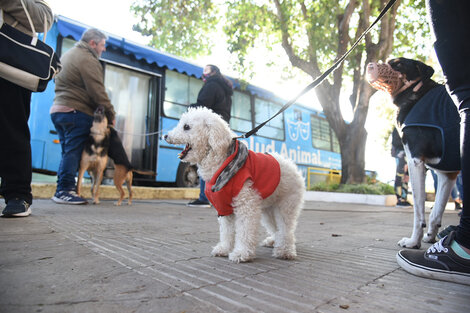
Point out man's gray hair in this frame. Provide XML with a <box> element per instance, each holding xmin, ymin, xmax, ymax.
<box><xmin>81</xmin><ymin>28</ymin><xmax>108</xmax><ymax>44</ymax></box>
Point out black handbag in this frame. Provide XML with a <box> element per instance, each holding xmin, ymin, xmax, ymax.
<box><xmin>0</xmin><ymin>0</ymin><xmax>61</xmax><ymax>92</ymax></box>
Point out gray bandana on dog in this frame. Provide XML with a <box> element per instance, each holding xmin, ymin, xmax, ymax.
<box><xmin>211</xmin><ymin>140</ymin><xmax>249</xmax><ymax>192</ymax></box>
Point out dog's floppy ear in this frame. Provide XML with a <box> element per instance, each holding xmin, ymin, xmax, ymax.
<box><xmin>206</xmin><ymin>113</ymin><xmax>233</xmax><ymax>153</ymax></box>
<box><xmin>415</xmin><ymin>61</ymin><xmax>434</xmax><ymax>81</ymax></box>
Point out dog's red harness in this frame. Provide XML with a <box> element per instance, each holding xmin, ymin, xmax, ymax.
<box><xmin>205</xmin><ymin>141</ymin><xmax>281</xmax><ymax>216</ymax></box>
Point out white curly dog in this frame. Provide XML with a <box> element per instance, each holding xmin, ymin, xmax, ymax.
<box><xmin>164</xmin><ymin>107</ymin><xmax>304</xmax><ymax>263</ymax></box>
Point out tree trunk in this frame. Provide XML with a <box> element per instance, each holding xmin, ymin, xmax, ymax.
<box><xmin>274</xmin><ymin>0</ymin><xmax>399</xmax><ymax>184</ymax></box>
<box><xmin>340</xmin><ymin>124</ymin><xmax>368</xmax><ymax>184</ymax></box>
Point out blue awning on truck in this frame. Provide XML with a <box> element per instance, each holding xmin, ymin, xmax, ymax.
<box><xmin>56</xmin><ymin>15</ymin><xmax>203</xmax><ymax>78</ymax></box>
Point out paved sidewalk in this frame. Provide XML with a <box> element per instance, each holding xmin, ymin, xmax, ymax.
<box><xmin>0</xmin><ymin>199</ymin><xmax>468</xmax><ymax>313</ymax></box>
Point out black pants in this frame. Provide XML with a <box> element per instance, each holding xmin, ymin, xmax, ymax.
<box><xmin>427</xmin><ymin>0</ymin><xmax>470</xmax><ymax>249</ymax></box>
<box><xmin>0</xmin><ymin>78</ymin><xmax>33</xmax><ymax>204</ymax></box>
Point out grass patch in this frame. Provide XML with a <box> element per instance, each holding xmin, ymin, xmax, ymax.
<box><xmin>308</xmin><ymin>182</ymin><xmax>394</xmax><ymax>195</ymax></box>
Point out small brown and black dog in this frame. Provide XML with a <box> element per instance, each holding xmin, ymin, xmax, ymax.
<box><xmin>77</xmin><ymin>106</ymin><xmax>110</xmax><ymax>204</ymax></box>
<box><xmin>77</xmin><ymin>106</ymin><xmax>155</xmax><ymax>205</ymax></box>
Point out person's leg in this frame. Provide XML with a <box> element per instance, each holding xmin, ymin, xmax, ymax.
<box><xmin>428</xmin><ymin>0</ymin><xmax>470</xmax><ymax>108</ymax></box>
<box><xmin>456</xmin><ymin>173</ymin><xmax>463</xmax><ymax>202</ymax></box>
<box><xmin>451</xmin><ymin>184</ymin><xmax>458</xmax><ymax>200</ymax></box>
<box><xmin>394</xmin><ymin>157</ymin><xmax>403</xmax><ymax>201</ymax></box>
<box><xmin>187</xmin><ymin>177</ymin><xmax>211</xmax><ymax>207</ymax></box>
<box><xmin>199</xmin><ymin>178</ymin><xmax>209</xmax><ymax>202</ymax></box>
<box><xmin>51</xmin><ymin>111</ymin><xmax>93</xmax><ymax>192</ymax></box>
<box><xmin>0</xmin><ymin>78</ymin><xmax>33</xmax><ymax>216</ymax></box>
<box><xmin>395</xmin><ymin>154</ymin><xmax>410</xmax><ymax>206</ymax></box>
<box><xmin>450</xmin><ymin>182</ymin><xmax>462</xmax><ymax>208</ymax></box>
<box><xmin>401</xmin><ymin>160</ymin><xmax>409</xmax><ymax>202</ymax></box>
<box><xmin>456</xmin><ymin>109</ymin><xmax>470</xmax><ymax>248</ymax></box>
<box><xmin>430</xmin><ymin>169</ymin><xmax>438</xmax><ymax>194</ymax></box>
<box><xmin>427</xmin><ymin>0</ymin><xmax>470</xmax><ymax>249</ymax></box>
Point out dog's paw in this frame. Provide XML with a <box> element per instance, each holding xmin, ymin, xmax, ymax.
<box><xmin>423</xmin><ymin>233</ymin><xmax>437</xmax><ymax>243</ymax></box>
<box><xmin>211</xmin><ymin>244</ymin><xmax>230</xmax><ymax>257</ymax></box>
<box><xmin>114</xmin><ymin>201</ymin><xmax>122</xmax><ymax>206</ymax></box>
<box><xmin>228</xmin><ymin>250</ymin><xmax>254</xmax><ymax>263</ymax></box>
<box><xmin>261</xmin><ymin>237</ymin><xmax>275</xmax><ymax>248</ymax></box>
<box><xmin>273</xmin><ymin>246</ymin><xmax>297</xmax><ymax>260</ymax></box>
<box><xmin>397</xmin><ymin>237</ymin><xmax>421</xmax><ymax>249</ymax></box>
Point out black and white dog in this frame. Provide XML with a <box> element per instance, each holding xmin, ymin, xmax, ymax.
<box><xmin>367</xmin><ymin>57</ymin><xmax>460</xmax><ymax>249</ymax></box>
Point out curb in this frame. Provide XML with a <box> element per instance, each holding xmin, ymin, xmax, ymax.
<box><xmin>305</xmin><ymin>191</ymin><xmax>397</xmax><ymax>206</ymax></box>
<box><xmin>31</xmin><ymin>183</ymin><xmax>199</xmax><ymax>200</ymax></box>
<box><xmin>30</xmin><ymin>184</ymin><xmax>397</xmax><ymax>206</ymax></box>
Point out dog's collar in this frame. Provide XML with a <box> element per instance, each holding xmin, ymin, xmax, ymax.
<box><xmin>392</xmin><ymin>78</ymin><xmax>421</xmax><ymax>97</ymax></box>
<box><xmin>412</xmin><ymin>80</ymin><xmax>423</xmax><ymax>92</ymax></box>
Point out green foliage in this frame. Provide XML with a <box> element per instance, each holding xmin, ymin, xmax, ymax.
<box><xmin>131</xmin><ymin>0</ymin><xmax>219</xmax><ymax>58</ymax></box>
<box><xmin>309</xmin><ymin>181</ymin><xmax>394</xmax><ymax>195</ymax></box>
<box><xmin>224</xmin><ymin>0</ymin><xmax>345</xmax><ymax>74</ymax></box>
<box><xmin>130</xmin><ymin>1</ymin><xmax>430</xmax><ymax>83</ymax></box>
<box><xmin>392</xmin><ymin>0</ymin><xmax>430</xmax><ymax>60</ymax></box>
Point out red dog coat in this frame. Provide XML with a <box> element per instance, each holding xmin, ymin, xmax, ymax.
<box><xmin>205</xmin><ymin>141</ymin><xmax>281</xmax><ymax>216</ymax></box>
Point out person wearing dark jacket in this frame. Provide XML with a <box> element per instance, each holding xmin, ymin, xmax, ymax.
<box><xmin>187</xmin><ymin>64</ymin><xmax>233</xmax><ymax>207</ymax></box>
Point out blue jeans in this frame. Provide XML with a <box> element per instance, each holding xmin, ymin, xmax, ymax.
<box><xmin>51</xmin><ymin>111</ymin><xmax>93</xmax><ymax>192</ymax></box>
<box><xmin>199</xmin><ymin>178</ymin><xmax>208</xmax><ymax>202</ymax></box>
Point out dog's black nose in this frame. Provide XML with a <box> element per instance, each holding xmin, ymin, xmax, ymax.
<box><xmin>163</xmin><ymin>134</ymin><xmax>168</xmax><ymax>140</ymax></box>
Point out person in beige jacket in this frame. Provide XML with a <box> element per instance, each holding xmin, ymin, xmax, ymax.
<box><xmin>50</xmin><ymin>28</ymin><xmax>116</xmax><ymax>204</ymax></box>
<box><xmin>0</xmin><ymin>0</ymin><xmax>53</xmax><ymax>217</ymax></box>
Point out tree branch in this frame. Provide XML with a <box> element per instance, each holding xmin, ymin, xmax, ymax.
<box><xmin>334</xmin><ymin>0</ymin><xmax>359</xmax><ymax>93</ymax></box>
<box><xmin>272</xmin><ymin>0</ymin><xmax>315</xmax><ymax>77</ymax></box>
<box><xmin>299</xmin><ymin>0</ymin><xmax>320</xmax><ymax>73</ymax></box>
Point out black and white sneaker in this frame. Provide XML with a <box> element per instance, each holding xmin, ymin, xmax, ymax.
<box><xmin>1</xmin><ymin>198</ymin><xmax>31</xmax><ymax>217</ymax></box>
<box><xmin>396</xmin><ymin>231</ymin><xmax>470</xmax><ymax>285</ymax></box>
<box><xmin>186</xmin><ymin>199</ymin><xmax>211</xmax><ymax>207</ymax></box>
<box><xmin>52</xmin><ymin>190</ymin><xmax>87</xmax><ymax>205</ymax></box>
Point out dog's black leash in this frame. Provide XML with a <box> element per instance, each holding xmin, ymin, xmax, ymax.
<box><xmin>236</xmin><ymin>0</ymin><xmax>398</xmax><ymax>139</ymax></box>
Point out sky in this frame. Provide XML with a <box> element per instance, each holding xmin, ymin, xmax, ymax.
<box><xmin>48</xmin><ymin>0</ymin><xmax>146</xmax><ymax>44</ymax></box>
<box><xmin>47</xmin><ymin>0</ymin><xmax>411</xmax><ymax>185</ymax></box>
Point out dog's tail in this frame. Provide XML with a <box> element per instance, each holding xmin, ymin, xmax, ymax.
<box><xmin>132</xmin><ymin>169</ymin><xmax>156</xmax><ymax>177</ymax></box>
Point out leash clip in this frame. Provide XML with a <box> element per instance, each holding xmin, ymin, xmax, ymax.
<box><xmin>232</xmin><ymin>134</ymin><xmax>246</xmax><ymax>140</ymax></box>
